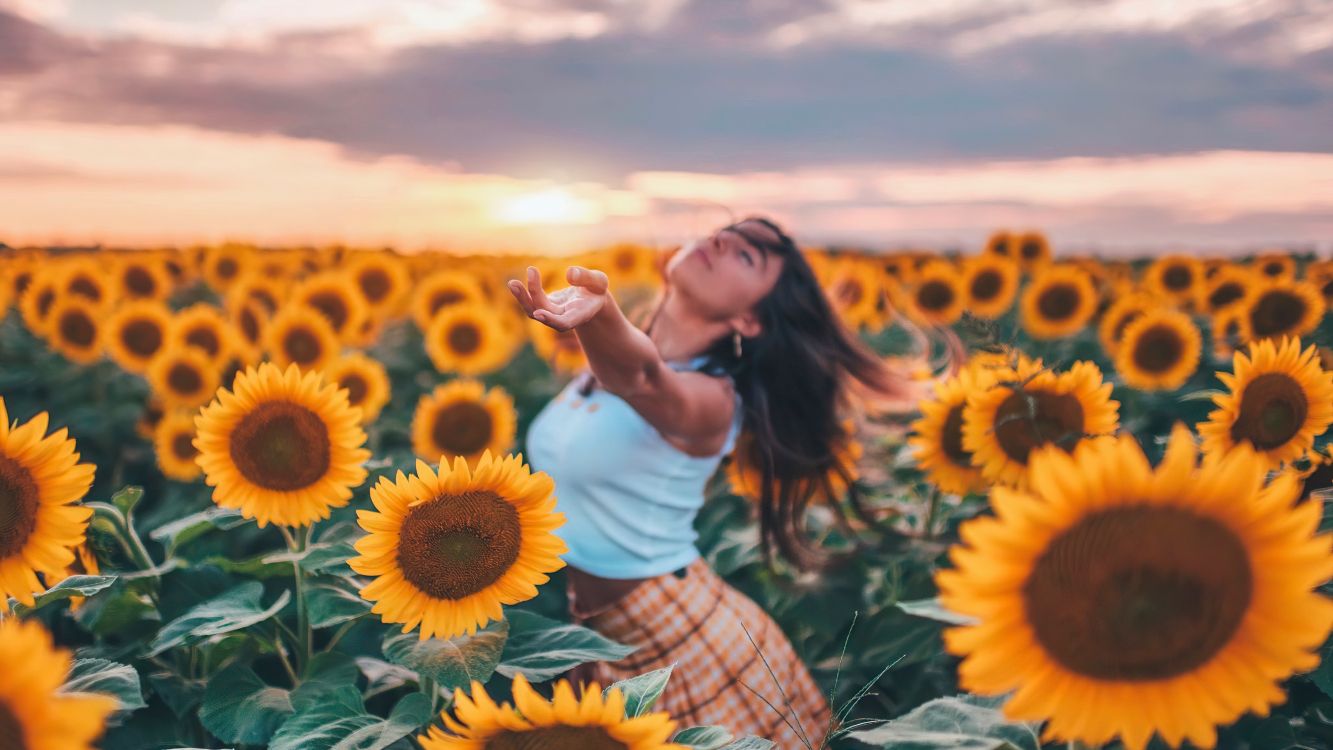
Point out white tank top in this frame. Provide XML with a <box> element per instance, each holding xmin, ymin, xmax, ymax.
<box><xmin>523</xmin><ymin>355</ymin><xmax>743</xmax><ymax>579</ymax></box>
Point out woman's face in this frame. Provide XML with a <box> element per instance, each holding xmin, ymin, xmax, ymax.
<box><xmin>664</xmin><ymin>220</ymin><xmax>786</xmax><ymax>321</ymax></box>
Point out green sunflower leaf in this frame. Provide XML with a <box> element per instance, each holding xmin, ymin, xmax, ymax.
<box><xmin>12</xmin><ymin>574</ymin><xmax>117</xmax><ymax>614</ymax></box>
<box><xmin>842</xmin><ymin>694</ymin><xmax>1041</xmax><ymax>750</ymax></box>
<box><xmin>198</xmin><ymin>665</ymin><xmax>294</xmax><ymax>745</ymax></box>
<box><xmin>61</xmin><ymin>658</ymin><xmax>148</xmax><ymax>713</ymax></box>
<box><xmin>382</xmin><ymin>618</ymin><xmax>508</xmax><ymax>692</ymax></box>
<box><xmin>304</xmin><ymin>579</ymin><xmax>371</xmax><ymax>629</ymax></box>
<box><xmin>496</xmin><ymin>610</ymin><xmax>637</xmax><ymax>683</ymax></box>
<box><xmin>149</xmin><ymin>581</ymin><xmax>291</xmax><ymax>656</ymax></box>
<box><xmin>672</xmin><ymin>725</ymin><xmax>734</xmax><ymax>750</ymax></box>
<box><xmin>605</xmin><ymin>665</ymin><xmax>673</xmax><ymax>718</ymax></box>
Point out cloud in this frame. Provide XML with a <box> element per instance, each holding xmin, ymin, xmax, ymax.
<box><xmin>2</xmin><ymin>8</ymin><xmax>1331</xmax><ymax>178</ymax></box>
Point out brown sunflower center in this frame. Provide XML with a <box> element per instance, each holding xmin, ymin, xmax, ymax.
<box><xmin>1249</xmin><ymin>290</ymin><xmax>1305</xmax><ymax>338</ymax></box>
<box><xmin>172</xmin><ymin>432</ymin><xmax>198</xmax><ymax>461</ymax></box>
<box><xmin>432</xmin><ymin>401</ymin><xmax>494</xmax><ymax>457</ymax></box>
<box><xmin>253</xmin><ymin>290</ymin><xmax>279</xmax><ymax>313</ymax></box>
<box><xmin>58</xmin><ymin>309</ymin><xmax>96</xmax><ymax>348</ymax></box>
<box><xmin>340</xmin><ymin>374</ymin><xmax>368</xmax><ymax>406</ymax></box>
<box><xmin>121</xmin><ymin>319</ymin><xmax>163</xmax><ymax>358</ymax></box>
<box><xmin>1036</xmin><ymin>283</ymin><xmax>1080</xmax><ymax>321</ymax></box>
<box><xmin>837</xmin><ymin>279</ymin><xmax>864</xmax><ymax>307</ymax></box>
<box><xmin>167</xmin><ymin>362</ymin><xmax>203</xmax><ymax>395</ymax></box>
<box><xmin>916</xmin><ymin>280</ymin><xmax>955</xmax><ymax>312</ymax></box>
<box><xmin>228</xmin><ymin>400</ymin><xmax>331</xmax><ymax>491</ymax></box>
<box><xmin>1207</xmin><ymin>282</ymin><xmax>1244</xmax><ymax>310</ymax></box>
<box><xmin>307</xmin><ymin>292</ymin><xmax>349</xmax><ymax>332</ymax></box>
<box><xmin>1230</xmin><ymin>372</ymin><xmax>1308</xmax><ymax>450</ymax></box>
<box><xmin>430</xmin><ymin>290</ymin><xmax>465</xmax><ymax>316</ymax></box>
<box><xmin>0</xmin><ymin>698</ymin><xmax>27</xmax><ymax>750</ymax></box>
<box><xmin>125</xmin><ymin>266</ymin><xmax>157</xmax><ymax>297</ymax></box>
<box><xmin>991</xmin><ymin>239</ymin><xmax>1011</xmax><ymax>256</ymax></box>
<box><xmin>993</xmin><ymin>389</ymin><xmax>1085</xmax><ymax>464</ymax></box>
<box><xmin>239</xmin><ymin>307</ymin><xmax>261</xmax><ymax>344</ymax></box>
<box><xmin>1161</xmin><ymin>265</ymin><xmax>1192</xmax><ymax>291</ymax></box>
<box><xmin>216</xmin><ymin>258</ymin><xmax>239</xmax><ymax>280</ymax></box>
<box><xmin>185</xmin><ymin>326</ymin><xmax>221</xmax><ymax>357</ymax></box>
<box><xmin>359</xmin><ymin>269</ymin><xmax>392</xmax><ymax>303</ymax></box>
<box><xmin>0</xmin><ymin>454</ymin><xmax>40</xmax><ymax>559</ymax></box>
<box><xmin>1020</xmin><ymin>240</ymin><xmax>1042</xmax><ymax>260</ymax></box>
<box><xmin>1130</xmin><ymin>324</ymin><xmax>1184</xmax><ymax>374</ymax></box>
<box><xmin>36</xmin><ymin>289</ymin><xmax>55</xmax><ymax>318</ymax></box>
<box><xmin>448</xmin><ymin>322</ymin><xmax>482</xmax><ymax>356</ymax></box>
<box><xmin>68</xmin><ymin>276</ymin><xmax>101</xmax><ymax>302</ymax></box>
<box><xmin>1023</xmin><ymin>505</ymin><xmax>1251</xmax><ymax>680</ymax></box>
<box><xmin>615</xmin><ymin>250</ymin><xmax>636</xmax><ymax>272</ymax></box>
<box><xmin>941</xmin><ymin>405</ymin><xmax>970</xmax><ymax>467</ymax></box>
<box><xmin>969</xmin><ymin>270</ymin><xmax>1002</xmax><ymax>302</ymax></box>
<box><xmin>397</xmin><ymin>490</ymin><xmax>522</xmax><ymax>600</ymax></box>
<box><xmin>1262</xmin><ymin>260</ymin><xmax>1284</xmax><ymax>277</ymax></box>
<box><xmin>283</xmin><ymin>327</ymin><xmax>324</xmax><ymax>366</ymax></box>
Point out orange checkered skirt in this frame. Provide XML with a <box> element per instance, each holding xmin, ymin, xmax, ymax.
<box><xmin>567</xmin><ymin>557</ymin><xmax>834</xmax><ymax>747</ymax></box>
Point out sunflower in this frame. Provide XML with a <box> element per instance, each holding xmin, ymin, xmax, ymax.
<box><xmin>201</xmin><ymin>243</ymin><xmax>253</xmax><ymax>293</ymax></box>
<box><xmin>45</xmin><ymin>297</ymin><xmax>103</xmax><ymax>364</ymax></box>
<box><xmin>1021</xmin><ymin>265</ymin><xmax>1098</xmax><ymax>340</ymax></box>
<box><xmin>829</xmin><ymin>259</ymin><xmax>885</xmax><ymax>330</ymax></box>
<box><xmin>983</xmin><ymin>230</ymin><xmax>1016</xmax><ymax>260</ymax></box>
<box><xmin>18</xmin><ymin>272</ymin><xmax>60</xmax><ymax>337</ymax></box>
<box><xmin>294</xmin><ymin>272</ymin><xmax>370</xmax><ymax>342</ymax></box>
<box><xmin>1143</xmin><ymin>255</ymin><xmax>1202</xmax><ymax>307</ymax></box>
<box><xmin>325</xmin><ymin>353</ymin><xmax>392</xmax><ymax>424</ymax></box>
<box><xmin>57</xmin><ymin>259</ymin><xmax>113</xmax><ymax>310</ymax></box>
<box><xmin>1286</xmin><ymin>447</ymin><xmax>1333</xmax><ymax>502</ymax></box>
<box><xmin>194</xmin><ymin>362</ymin><xmax>369</xmax><ymax>528</ymax></box>
<box><xmin>44</xmin><ymin>297</ymin><xmax>101</xmax><ymax>365</ymax></box>
<box><xmin>412</xmin><ymin>380</ymin><xmax>516</xmax><ymax>466</ymax></box>
<box><xmin>526</xmin><ymin>318</ymin><xmax>588</xmax><ymax>375</ymax></box>
<box><xmin>169</xmin><ymin>304</ymin><xmax>236</xmax><ymax>367</ymax></box>
<box><xmin>154</xmin><ymin>410</ymin><xmax>202</xmax><ymax>481</ymax></box>
<box><xmin>424</xmin><ymin>304</ymin><xmax>515</xmax><ymax>376</ymax></box>
<box><xmin>135</xmin><ymin>397</ymin><xmax>166</xmax><ymax>441</ymax></box>
<box><xmin>963</xmin><ymin>356</ymin><xmax>1119</xmax><ymax>488</ymax></box>
<box><xmin>907</xmin><ymin>261</ymin><xmax>965</xmax><ymax>326</ymax></box>
<box><xmin>910</xmin><ymin>367</ymin><xmax>996</xmax><ymax>495</ymax></box>
<box><xmin>0</xmin><ymin>619</ymin><xmax>116</xmax><ymax>750</ymax></box>
<box><xmin>1237</xmin><ymin>279</ymin><xmax>1324</xmax><ymax>343</ymax></box>
<box><xmin>345</xmin><ymin>251</ymin><xmax>410</xmax><ymax>316</ymax></box>
<box><xmin>1200</xmin><ymin>265</ymin><xmax>1259</xmax><ymax>314</ymax></box>
<box><xmin>960</xmin><ymin>255</ymin><xmax>1020</xmax><ymax>319</ymax></box>
<box><xmin>937</xmin><ymin>426</ymin><xmax>1333</xmax><ymax>750</ymax></box>
<box><xmin>0</xmin><ymin>397</ymin><xmax>96</xmax><ymax>606</ymax></box>
<box><xmin>413</xmin><ymin>271</ymin><xmax>488</xmax><ymax>331</ymax></box>
<box><xmin>1013</xmin><ymin>230</ymin><xmax>1051</xmax><ymax>268</ymax></box>
<box><xmin>264</xmin><ymin>306</ymin><xmax>341</xmax><ymax>374</ymax></box>
<box><xmin>104</xmin><ymin>300</ymin><xmax>172</xmax><ymax>374</ymax></box>
<box><xmin>1199</xmin><ymin>337</ymin><xmax>1333</xmax><ymax>468</ymax></box>
<box><xmin>602</xmin><ymin>243</ymin><xmax>662</xmax><ymax>290</ymax></box>
<box><xmin>229</xmin><ymin>299</ymin><xmax>268</xmax><ymax>364</ymax></box>
<box><xmin>114</xmin><ymin>255</ymin><xmax>170</xmax><ymax>301</ymax></box>
<box><xmin>727</xmin><ymin>420</ymin><xmax>862</xmax><ymax>504</ymax></box>
<box><xmin>349</xmin><ymin>451</ymin><xmax>567</xmax><ymax>639</ymax></box>
<box><xmin>420</xmin><ymin>673</ymin><xmax>684</xmax><ymax>750</ymax></box>
<box><xmin>1305</xmin><ymin>261</ymin><xmax>1333</xmax><ymax>307</ymax></box>
<box><xmin>225</xmin><ymin>274</ymin><xmax>287</xmax><ymax>317</ymax></box>
<box><xmin>147</xmin><ymin>345</ymin><xmax>220</xmax><ymax>409</ymax></box>
<box><xmin>1114</xmin><ymin>309</ymin><xmax>1201</xmax><ymax>391</ymax></box>
<box><xmin>1252</xmin><ymin>251</ymin><xmax>1295</xmax><ymax>281</ymax></box>
<box><xmin>1097</xmin><ymin>291</ymin><xmax>1157</xmax><ymax>356</ymax></box>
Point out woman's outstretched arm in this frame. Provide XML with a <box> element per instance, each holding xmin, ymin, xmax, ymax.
<box><xmin>507</xmin><ymin>265</ymin><xmax>735</xmax><ymax>453</ymax></box>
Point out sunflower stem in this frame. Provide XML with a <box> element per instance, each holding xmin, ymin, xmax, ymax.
<box><xmin>420</xmin><ymin>674</ymin><xmax>439</xmax><ymax>714</ymax></box>
<box><xmin>280</xmin><ymin>524</ymin><xmax>313</xmax><ymax>672</ymax></box>
<box><xmin>922</xmin><ymin>488</ymin><xmax>941</xmax><ymax>540</ymax></box>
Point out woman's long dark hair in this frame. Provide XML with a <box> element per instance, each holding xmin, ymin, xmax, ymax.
<box><xmin>585</xmin><ymin>216</ymin><xmax>922</xmax><ymax>572</ymax></box>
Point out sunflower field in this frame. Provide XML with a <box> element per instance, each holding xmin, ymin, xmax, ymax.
<box><xmin>2</xmin><ymin>231</ymin><xmax>1333</xmax><ymax>750</ymax></box>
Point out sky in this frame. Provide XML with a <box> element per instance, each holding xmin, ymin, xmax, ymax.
<box><xmin>1</xmin><ymin>0</ymin><xmax>1331</xmax><ymax>255</ymax></box>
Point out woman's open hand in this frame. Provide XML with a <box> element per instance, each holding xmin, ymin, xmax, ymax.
<box><xmin>507</xmin><ymin>265</ymin><xmax>610</xmax><ymax>332</ymax></box>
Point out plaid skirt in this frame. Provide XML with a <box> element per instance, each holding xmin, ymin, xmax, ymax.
<box><xmin>567</xmin><ymin>557</ymin><xmax>834</xmax><ymax>747</ymax></box>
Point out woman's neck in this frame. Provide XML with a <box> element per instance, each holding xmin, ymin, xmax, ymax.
<box><xmin>648</xmin><ymin>292</ymin><xmax>731</xmax><ymax>363</ymax></box>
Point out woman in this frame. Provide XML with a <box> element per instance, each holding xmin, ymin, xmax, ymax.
<box><xmin>509</xmin><ymin>217</ymin><xmax>924</xmax><ymax>747</ymax></box>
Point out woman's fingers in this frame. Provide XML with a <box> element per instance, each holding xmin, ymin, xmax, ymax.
<box><xmin>567</xmin><ymin>266</ymin><xmax>609</xmax><ymax>295</ymax></box>
<box><xmin>533</xmin><ymin>309</ymin><xmax>574</xmax><ymax>332</ymax></box>
<box><xmin>527</xmin><ymin>266</ymin><xmax>557</xmax><ymax>310</ymax></box>
<box><xmin>507</xmin><ymin>279</ymin><xmax>534</xmax><ymax>314</ymax></box>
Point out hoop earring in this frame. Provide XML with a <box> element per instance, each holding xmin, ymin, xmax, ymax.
<box><xmin>733</xmin><ymin>330</ymin><xmax>743</xmax><ymax>358</ymax></box>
